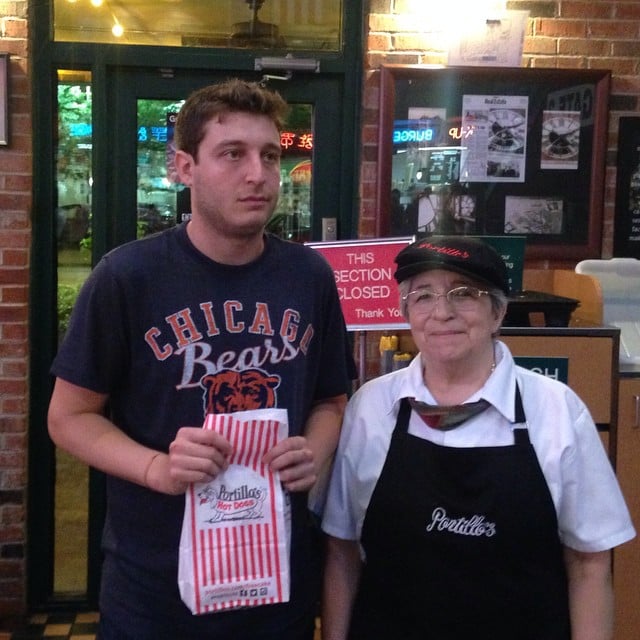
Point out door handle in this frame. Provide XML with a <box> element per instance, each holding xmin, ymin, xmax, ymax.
<box><xmin>634</xmin><ymin>395</ymin><xmax>640</xmax><ymax>429</ymax></box>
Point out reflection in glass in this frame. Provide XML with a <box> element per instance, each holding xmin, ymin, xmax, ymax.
<box><xmin>137</xmin><ymin>100</ymin><xmax>184</xmax><ymax>238</ymax></box>
<box><xmin>270</xmin><ymin>103</ymin><xmax>313</xmax><ymax>242</ymax></box>
<box><xmin>54</xmin><ymin>0</ymin><xmax>343</xmax><ymax>51</ymax></box>
<box><xmin>390</xmin><ymin>116</ymin><xmax>476</xmax><ymax>237</ymax></box>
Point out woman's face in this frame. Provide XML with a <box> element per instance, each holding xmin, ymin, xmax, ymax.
<box><xmin>405</xmin><ymin>269</ymin><xmax>506</xmax><ymax>368</ymax></box>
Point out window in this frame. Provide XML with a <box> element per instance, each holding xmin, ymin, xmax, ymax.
<box><xmin>54</xmin><ymin>0</ymin><xmax>343</xmax><ymax>51</ymax></box>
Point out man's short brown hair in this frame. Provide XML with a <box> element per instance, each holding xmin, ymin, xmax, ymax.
<box><xmin>174</xmin><ymin>78</ymin><xmax>289</xmax><ymax>160</ymax></box>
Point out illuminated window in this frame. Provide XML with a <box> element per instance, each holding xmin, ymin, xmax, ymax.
<box><xmin>54</xmin><ymin>0</ymin><xmax>343</xmax><ymax>51</ymax></box>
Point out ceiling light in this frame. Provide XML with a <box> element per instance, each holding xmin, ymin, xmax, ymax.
<box><xmin>112</xmin><ymin>21</ymin><xmax>124</xmax><ymax>37</ymax></box>
<box><xmin>231</xmin><ymin>0</ymin><xmax>283</xmax><ymax>48</ymax></box>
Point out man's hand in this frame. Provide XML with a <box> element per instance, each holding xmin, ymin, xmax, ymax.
<box><xmin>263</xmin><ymin>436</ymin><xmax>317</xmax><ymax>492</ymax></box>
<box><xmin>149</xmin><ymin>427</ymin><xmax>233</xmax><ymax>495</ymax></box>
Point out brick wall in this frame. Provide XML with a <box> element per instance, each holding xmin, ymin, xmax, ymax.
<box><xmin>1</xmin><ymin>0</ymin><xmax>640</xmax><ymax>619</ymax></box>
<box><xmin>361</xmin><ymin>0</ymin><xmax>640</xmax><ymax>267</ymax></box>
<box><xmin>0</xmin><ymin>0</ymin><xmax>30</xmax><ymax>620</ymax></box>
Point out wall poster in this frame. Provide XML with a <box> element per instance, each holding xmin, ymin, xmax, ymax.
<box><xmin>460</xmin><ymin>94</ymin><xmax>528</xmax><ymax>182</ymax></box>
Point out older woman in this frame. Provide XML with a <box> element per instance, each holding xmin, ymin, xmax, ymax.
<box><xmin>321</xmin><ymin>236</ymin><xmax>635</xmax><ymax>640</ymax></box>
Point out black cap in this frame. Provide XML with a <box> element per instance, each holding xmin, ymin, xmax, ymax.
<box><xmin>394</xmin><ymin>236</ymin><xmax>510</xmax><ymax>295</ymax></box>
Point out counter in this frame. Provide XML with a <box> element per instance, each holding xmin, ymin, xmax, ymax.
<box><xmin>501</xmin><ymin>326</ymin><xmax>619</xmax><ymax>434</ymax></box>
<box><xmin>620</xmin><ymin>364</ymin><xmax>640</xmax><ymax>377</ymax></box>
<box><xmin>612</xmin><ymin>370</ymin><xmax>640</xmax><ymax>640</ymax></box>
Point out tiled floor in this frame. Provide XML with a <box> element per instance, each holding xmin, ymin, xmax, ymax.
<box><xmin>3</xmin><ymin>612</ymin><xmax>99</xmax><ymax>640</ymax></box>
<box><xmin>2</xmin><ymin>612</ymin><xmax>322</xmax><ymax>639</ymax></box>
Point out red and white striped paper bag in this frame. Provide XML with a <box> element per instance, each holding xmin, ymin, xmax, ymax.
<box><xmin>178</xmin><ymin>408</ymin><xmax>290</xmax><ymax>614</ymax></box>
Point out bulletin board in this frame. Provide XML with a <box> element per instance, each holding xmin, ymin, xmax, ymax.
<box><xmin>377</xmin><ymin>65</ymin><xmax>611</xmax><ymax>261</ymax></box>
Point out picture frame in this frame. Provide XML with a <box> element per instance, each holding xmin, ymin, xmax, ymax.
<box><xmin>0</xmin><ymin>53</ymin><xmax>8</xmax><ymax>146</ymax></box>
<box><xmin>613</xmin><ymin>117</ymin><xmax>640</xmax><ymax>258</ymax></box>
<box><xmin>377</xmin><ymin>65</ymin><xmax>611</xmax><ymax>261</ymax></box>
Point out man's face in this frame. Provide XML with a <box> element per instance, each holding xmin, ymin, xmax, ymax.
<box><xmin>175</xmin><ymin>111</ymin><xmax>282</xmax><ymax>239</ymax></box>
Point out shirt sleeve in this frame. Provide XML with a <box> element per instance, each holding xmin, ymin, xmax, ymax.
<box><xmin>322</xmin><ymin>380</ymin><xmax>394</xmax><ymax>541</ymax></box>
<box><xmin>515</xmin><ymin>365</ymin><xmax>635</xmax><ymax>552</ymax></box>
<box><xmin>51</xmin><ymin>254</ymin><xmax>129</xmax><ymax>393</ymax></box>
<box><xmin>311</xmin><ymin>256</ymin><xmax>357</xmax><ymax>400</ymax></box>
<box><xmin>554</xmin><ymin>393</ymin><xmax>636</xmax><ymax>552</ymax></box>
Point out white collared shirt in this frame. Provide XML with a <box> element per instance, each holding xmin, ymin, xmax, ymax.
<box><xmin>322</xmin><ymin>341</ymin><xmax>636</xmax><ymax>553</ymax></box>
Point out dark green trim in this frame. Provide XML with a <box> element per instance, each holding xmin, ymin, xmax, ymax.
<box><xmin>27</xmin><ymin>56</ymin><xmax>58</xmax><ymax>609</ymax></box>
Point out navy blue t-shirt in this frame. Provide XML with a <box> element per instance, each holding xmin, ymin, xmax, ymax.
<box><xmin>51</xmin><ymin>224</ymin><xmax>355</xmax><ymax>638</ymax></box>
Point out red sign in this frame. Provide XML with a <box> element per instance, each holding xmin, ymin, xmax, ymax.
<box><xmin>307</xmin><ymin>238</ymin><xmax>413</xmax><ymax>331</ymax></box>
<box><xmin>280</xmin><ymin>131</ymin><xmax>313</xmax><ymax>152</ymax></box>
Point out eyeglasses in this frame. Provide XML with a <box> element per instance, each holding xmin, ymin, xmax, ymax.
<box><xmin>402</xmin><ymin>285</ymin><xmax>490</xmax><ymax>314</ymax></box>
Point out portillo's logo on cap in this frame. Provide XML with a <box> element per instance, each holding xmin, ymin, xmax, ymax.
<box><xmin>393</xmin><ymin>235</ymin><xmax>510</xmax><ymax>295</ymax></box>
<box><xmin>416</xmin><ymin>240</ymin><xmax>470</xmax><ymax>260</ymax></box>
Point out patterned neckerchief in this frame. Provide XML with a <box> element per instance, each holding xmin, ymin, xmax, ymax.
<box><xmin>407</xmin><ymin>397</ymin><xmax>491</xmax><ymax>431</ymax></box>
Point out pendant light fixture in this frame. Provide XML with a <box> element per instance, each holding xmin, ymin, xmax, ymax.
<box><xmin>231</xmin><ymin>0</ymin><xmax>284</xmax><ymax>48</ymax></box>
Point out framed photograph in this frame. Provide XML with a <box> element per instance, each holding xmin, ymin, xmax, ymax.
<box><xmin>377</xmin><ymin>65</ymin><xmax>611</xmax><ymax>261</ymax></box>
<box><xmin>613</xmin><ymin>117</ymin><xmax>640</xmax><ymax>258</ymax></box>
<box><xmin>0</xmin><ymin>53</ymin><xmax>8</xmax><ymax>146</ymax></box>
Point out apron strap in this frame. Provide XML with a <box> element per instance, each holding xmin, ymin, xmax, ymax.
<box><xmin>514</xmin><ymin>383</ymin><xmax>526</xmax><ymax>423</ymax></box>
<box><xmin>397</xmin><ymin>397</ymin><xmax>412</xmax><ymax>434</ymax></box>
<box><xmin>513</xmin><ymin>382</ymin><xmax>530</xmax><ymax>444</ymax></box>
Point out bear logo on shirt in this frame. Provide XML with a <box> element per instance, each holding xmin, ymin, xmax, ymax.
<box><xmin>201</xmin><ymin>368</ymin><xmax>280</xmax><ymax>414</ymax></box>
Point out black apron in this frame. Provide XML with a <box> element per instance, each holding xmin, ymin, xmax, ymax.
<box><xmin>348</xmin><ymin>388</ymin><xmax>571</xmax><ymax>640</ymax></box>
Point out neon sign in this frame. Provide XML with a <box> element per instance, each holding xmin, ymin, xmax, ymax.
<box><xmin>137</xmin><ymin>126</ymin><xmax>169</xmax><ymax>143</ymax></box>
<box><xmin>448</xmin><ymin>126</ymin><xmax>475</xmax><ymax>140</ymax></box>
<box><xmin>393</xmin><ymin>127</ymin><xmax>435</xmax><ymax>144</ymax></box>
<box><xmin>280</xmin><ymin>131</ymin><xmax>314</xmax><ymax>151</ymax></box>
<box><xmin>391</xmin><ymin>117</ymin><xmax>476</xmax><ymax>145</ymax></box>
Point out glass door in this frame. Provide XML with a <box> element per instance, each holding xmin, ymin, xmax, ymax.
<box><xmin>104</xmin><ymin>68</ymin><xmax>347</xmax><ymax>250</ymax></box>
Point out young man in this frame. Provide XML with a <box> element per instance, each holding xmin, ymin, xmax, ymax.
<box><xmin>48</xmin><ymin>79</ymin><xmax>355</xmax><ymax>640</ymax></box>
